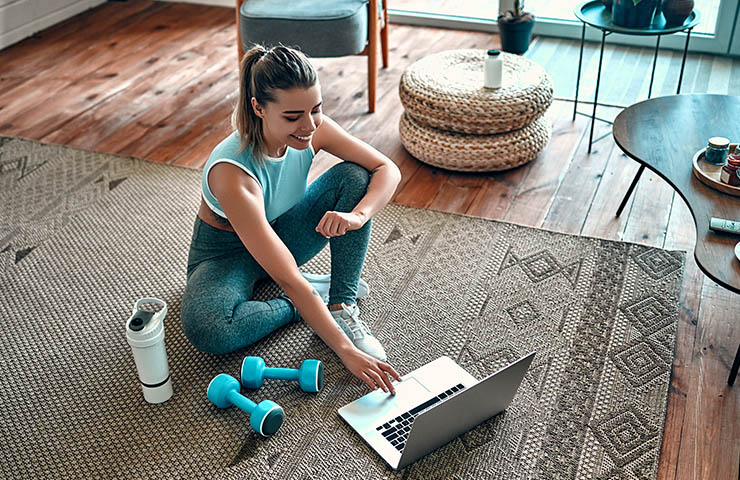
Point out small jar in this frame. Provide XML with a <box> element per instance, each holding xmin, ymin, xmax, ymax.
<box><xmin>721</xmin><ymin>146</ymin><xmax>740</xmax><ymax>186</ymax></box>
<box><xmin>483</xmin><ymin>49</ymin><xmax>503</xmax><ymax>89</ymax></box>
<box><xmin>705</xmin><ymin>137</ymin><xmax>730</xmax><ymax>165</ymax></box>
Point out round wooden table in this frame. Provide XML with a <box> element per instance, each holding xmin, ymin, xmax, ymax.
<box><xmin>612</xmin><ymin>94</ymin><xmax>740</xmax><ymax>385</ymax></box>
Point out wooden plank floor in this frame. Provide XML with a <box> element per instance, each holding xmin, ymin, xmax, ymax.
<box><xmin>1</xmin><ymin>2</ymin><xmax>738</xmax><ymax>478</ymax></box>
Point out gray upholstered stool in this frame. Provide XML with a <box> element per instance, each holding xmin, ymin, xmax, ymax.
<box><xmin>237</xmin><ymin>0</ymin><xmax>388</xmax><ymax>112</ymax></box>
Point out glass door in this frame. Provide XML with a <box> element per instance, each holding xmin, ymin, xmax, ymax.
<box><xmin>526</xmin><ymin>0</ymin><xmax>717</xmax><ymax>34</ymax></box>
<box><xmin>390</xmin><ymin>0</ymin><xmax>498</xmax><ymax>21</ymax></box>
<box><xmin>730</xmin><ymin>7</ymin><xmax>740</xmax><ymax>55</ymax></box>
<box><xmin>526</xmin><ymin>0</ymin><xmax>735</xmax><ymax>54</ymax></box>
<box><xmin>389</xmin><ymin>0</ymin><xmax>739</xmax><ymax>55</ymax></box>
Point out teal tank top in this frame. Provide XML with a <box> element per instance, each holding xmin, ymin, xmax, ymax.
<box><xmin>202</xmin><ymin>132</ymin><xmax>314</xmax><ymax>223</ymax></box>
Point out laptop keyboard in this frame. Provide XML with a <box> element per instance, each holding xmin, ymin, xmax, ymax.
<box><xmin>375</xmin><ymin>383</ymin><xmax>465</xmax><ymax>452</ymax></box>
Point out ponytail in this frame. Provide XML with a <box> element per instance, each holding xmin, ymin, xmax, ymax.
<box><xmin>232</xmin><ymin>45</ymin><xmax>317</xmax><ymax>159</ymax></box>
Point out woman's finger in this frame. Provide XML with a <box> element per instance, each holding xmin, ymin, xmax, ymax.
<box><xmin>316</xmin><ymin>214</ymin><xmax>330</xmax><ymax>237</ymax></box>
<box><xmin>373</xmin><ymin>366</ymin><xmax>395</xmax><ymax>394</ymax></box>
<box><xmin>323</xmin><ymin>216</ymin><xmax>337</xmax><ymax>237</ymax></box>
<box><xmin>365</xmin><ymin>369</ymin><xmax>388</xmax><ymax>393</ymax></box>
<box><xmin>329</xmin><ymin>216</ymin><xmax>343</xmax><ymax>237</ymax></box>
<box><xmin>333</xmin><ymin>217</ymin><xmax>344</xmax><ymax>237</ymax></box>
<box><xmin>338</xmin><ymin>220</ymin><xmax>349</xmax><ymax>236</ymax></box>
<box><xmin>334</xmin><ymin>218</ymin><xmax>346</xmax><ymax>236</ymax></box>
<box><xmin>360</xmin><ymin>372</ymin><xmax>378</xmax><ymax>391</ymax></box>
<box><xmin>380</xmin><ymin>362</ymin><xmax>402</xmax><ymax>382</ymax></box>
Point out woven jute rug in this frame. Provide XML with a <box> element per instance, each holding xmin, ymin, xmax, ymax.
<box><xmin>0</xmin><ymin>137</ymin><xmax>684</xmax><ymax>480</ymax></box>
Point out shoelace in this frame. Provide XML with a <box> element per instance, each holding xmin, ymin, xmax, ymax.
<box><xmin>339</xmin><ymin>304</ymin><xmax>371</xmax><ymax>339</ymax></box>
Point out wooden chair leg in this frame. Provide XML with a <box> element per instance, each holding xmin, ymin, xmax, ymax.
<box><xmin>367</xmin><ymin>1</ymin><xmax>379</xmax><ymax>113</ymax></box>
<box><xmin>380</xmin><ymin>3</ymin><xmax>389</xmax><ymax>68</ymax></box>
<box><xmin>367</xmin><ymin>43</ymin><xmax>377</xmax><ymax>113</ymax></box>
<box><xmin>235</xmin><ymin>0</ymin><xmax>244</xmax><ymax>61</ymax></box>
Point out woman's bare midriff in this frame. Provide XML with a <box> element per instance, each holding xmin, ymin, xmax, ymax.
<box><xmin>197</xmin><ymin>198</ymin><xmax>235</xmax><ymax>232</ymax></box>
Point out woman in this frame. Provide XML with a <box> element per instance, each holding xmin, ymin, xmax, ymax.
<box><xmin>181</xmin><ymin>45</ymin><xmax>402</xmax><ymax>394</ymax></box>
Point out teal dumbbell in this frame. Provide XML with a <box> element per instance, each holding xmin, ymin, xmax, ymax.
<box><xmin>241</xmin><ymin>356</ymin><xmax>324</xmax><ymax>393</ymax></box>
<box><xmin>207</xmin><ymin>374</ymin><xmax>284</xmax><ymax>437</ymax></box>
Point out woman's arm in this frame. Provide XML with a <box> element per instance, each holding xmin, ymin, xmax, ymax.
<box><xmin>209</xmin><ymin>163</ymin><xmax>401</xmax><ymax>392</ymax></box>
<box><xmin>311</xmin><ymin>115</ymin><xmax>402</xmax><ymax>237</ymax></box>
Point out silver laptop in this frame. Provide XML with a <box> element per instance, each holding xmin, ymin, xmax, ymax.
<box><xmin>338</xmin><ymin>352</ymin><xmax>535</xmax><ymax>470</ymax></box>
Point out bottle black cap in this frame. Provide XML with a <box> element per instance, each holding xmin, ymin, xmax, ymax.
<box><xmin>487</xmin><ymin>49</ymin><xmax>501</xmax><ymax>56</ymax></box>
<box><xmin>129</xmin><ymin>310</ymin><xmax>155</xmax><ymax>332</ymax></box>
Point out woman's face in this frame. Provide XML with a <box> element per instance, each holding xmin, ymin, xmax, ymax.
<box><xmin>252</xmin><ymin>84</ymin><xmax>323</xmax><ymax>156</ymax></box>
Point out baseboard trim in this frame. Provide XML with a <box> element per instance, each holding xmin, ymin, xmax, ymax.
<box><xmin>0</xmin><ymin>0</ymin><xmax>106</xmax><ymax>50</ymax></box>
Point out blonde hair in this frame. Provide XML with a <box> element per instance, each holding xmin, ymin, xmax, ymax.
<box><xmin>232</xmin><ymin>45</ymin><xmax>317</xmax><ymax>157</ymax></box>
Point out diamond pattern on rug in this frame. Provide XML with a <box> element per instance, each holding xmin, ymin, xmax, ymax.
<box><xmin>611</xmin><ymin>340</ymin><xmax>670</xmax><ymax>390</ymax></box>
<box><xmin>505</xmin><ymin>300</ymin><xmax>541</xmax><ymax>328</ymax></box>
<box><xmin>621</xmin><ymin>295</ymin><xmax>676</xmax><ymax>338</ymax></box>
<box><xmin>632</xmin><ymin>244</ymin><xmax>683</xmax><ymax>280</ymax></box>
<box><xmin>591</xmin><ymin>405</ymin><xmax>660</xmax><ymax>469</ymax></box>
<box><xmin>500</xmin><ymin>246</ymin><xmax>582</xmax><ymax>286</ymax></box>
<box><xmin>0</xmin><ymin>137</ymin><xmax>684</xmax><ymax>480</ymax></box>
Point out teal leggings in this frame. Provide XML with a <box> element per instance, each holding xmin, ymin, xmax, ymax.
<box><xmin>181</xmin><ymin>162</ymin><xmax>372</xmax><ymax>355</ymax></box>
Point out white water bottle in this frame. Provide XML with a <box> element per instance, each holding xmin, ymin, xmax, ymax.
<box><xmin>126</xmin><ymin>297</ymin><xmax>173</xmax><ymax>404</ymax></box>
<box><xmin>484</xmin><ymin>49</ymin><xmax>503</xmax><ymax>89</ymax></box>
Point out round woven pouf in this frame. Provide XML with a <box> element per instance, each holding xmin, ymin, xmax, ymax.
<box><xmin>400</xmin><ymin>49</ymin><xmax>553</xmax><ymax>135</ymax></box>
<box><xmin>399</xmin><ymin>112</ymin><xmax>552</xmax><ymax>172</ymax></box>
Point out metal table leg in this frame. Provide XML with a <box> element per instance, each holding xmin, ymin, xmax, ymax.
<box><xmin>677</xmin><ymin>28</ymin><xmax>692</xmax><ymax>94</ymax></box>
<box><xmin>616</xmin><ymin>165</ymin><xmax>644</xmax><ymax>217</ymax></box>
<box><xmin>647</xmin><ymin>35</ymin><xmax>661</xmax><ymax>99</ymax></box>
<box><xmin>616</xmin><ymin>29</ymin><xmax>693</xmax><ymax>217</ymax></box>
<box><xmin>573</xmin><ymin>22</ymin><xmax>586</xmax><ymax>122</ymax></box>
<box><xmin>588</xmin><ymin>30</ymin><xmax>608</xmax><ymax>154</ymax></box>
<box><xmin>617</xmin><ymin>35</ymin><xmax>662</xmax><ymax>212</ymax></box>
<box><xmin>729</xmin><ymin>341</ymin><xmax>740</xmax><ymax>386</ymax></box>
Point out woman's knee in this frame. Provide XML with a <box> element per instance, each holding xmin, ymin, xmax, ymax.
<box><xmin>327</xmin><ymin>162</ymin><xmax>371</xmax><ymax>208</ymax></box>
<box><xmin>180</xmin><ymin>296</ymin><xmax>232</xmax><ymax>355</ymax></box>
<box><xmin>333</xmin><ymin>161</ymin><xmax>371</xmax><ymax>191</ymax></box>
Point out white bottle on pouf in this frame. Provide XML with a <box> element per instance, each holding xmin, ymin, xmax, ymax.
<box><xmin>483</xmin><ymin>49</ymin><xmax>503</xmax><ymax>89</ymax></box>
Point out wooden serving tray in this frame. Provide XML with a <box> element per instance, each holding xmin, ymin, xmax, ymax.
<box><xmin>692</xmin><ymin>144</ymin><xmax>740</xmax><ymax>197</ymax></box>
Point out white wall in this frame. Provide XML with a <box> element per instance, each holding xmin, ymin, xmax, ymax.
<box><xmin>0</xmin><ymin>0</ymin><xmax>106</xmax><ymax>50</ymax></box>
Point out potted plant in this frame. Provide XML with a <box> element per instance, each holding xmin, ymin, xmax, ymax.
<box><xmin>497</xmin><ymin>0</ymin><xmax>535</xmax><ymax>54</ymax></box>
<box><xmin>663</xmin><ymin>0</ymin><xmax>694</xmax><ymax>25</ymax></box>
<box><xmin>612</xmin><ymin>0</ymin><xmax>659</xmax><ymax>28</ymax></box>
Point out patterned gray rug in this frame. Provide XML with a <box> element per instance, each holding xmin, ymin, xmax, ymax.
<box><xmin>0</xmin><ymin>137</ymin><xmax>684</xmax><ymax>480</ymax></box>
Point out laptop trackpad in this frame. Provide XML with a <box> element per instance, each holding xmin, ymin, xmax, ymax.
<box><xmin>340</xmin><ymin>377</ymin><xmax>429</xmax><ymax>433</ymax></box>
<box><xmin>391</xmin><ymin>376</ymin><xmax>429</xmax><ymax>399</ymax></box>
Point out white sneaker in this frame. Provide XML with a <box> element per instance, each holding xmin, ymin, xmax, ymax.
<box><xmin>301</xmin><ymin>272</ymin><xmax>370</xmax><ymax>304</ymax></box>
<box><xmin>330</xmin><ymin>303</ymin><xmax>387</xmax><ymax>362</ymax></box>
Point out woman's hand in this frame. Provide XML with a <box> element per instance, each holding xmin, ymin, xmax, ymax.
<box><xmin>315</xmin><ymin>211</ymin><xmax>366</xmax><ymax>238</ymax></box>
<box><xmin>339</xmin><ymin>347</ymin><xmax>402</xmax><ymax>394</ymax></box>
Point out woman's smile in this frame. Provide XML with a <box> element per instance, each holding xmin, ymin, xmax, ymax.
<box><xmin>290</xmin><ymin>133</ymin><xmax>313</xmax><ymax>143</ymax></box>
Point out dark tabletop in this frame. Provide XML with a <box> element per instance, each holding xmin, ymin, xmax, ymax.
<box><xmin>613</xmin><ymin>94</ymin><xmax>740</xmax><ymax>294</ymax></box>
